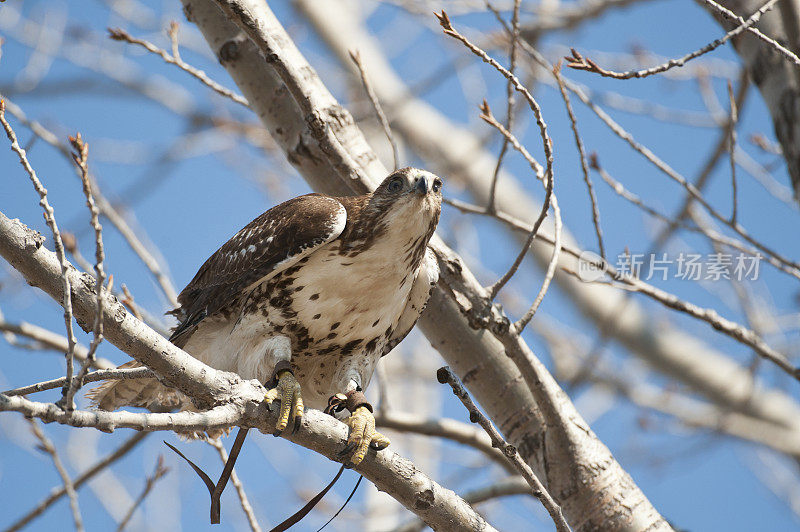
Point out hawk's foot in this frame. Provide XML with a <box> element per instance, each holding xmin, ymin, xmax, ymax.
<box><xmin>263</xmin><ymin>361</ymin><xmax>303</xmax><ymax>434</ymax></box>
<box><xmin>327</xmin><ymin>391</ymin><xmax>389</xmax><ymax>466</ymax></box>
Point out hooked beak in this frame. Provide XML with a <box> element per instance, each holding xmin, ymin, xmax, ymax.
<box><xmin>413</xmin><ymin>176</ymin><xmax>429</xmax><ymax>195</ymax></box>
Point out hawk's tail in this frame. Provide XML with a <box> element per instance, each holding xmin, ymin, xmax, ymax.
<box><xmin>86</xmin><ymin>361</ymin><xmax>229</xmax><ymax>440</ymax></box>
<box><xmin>86</xmin><ymin>360</ymin><xmax>185</xmax><ymax>412</ymax></box>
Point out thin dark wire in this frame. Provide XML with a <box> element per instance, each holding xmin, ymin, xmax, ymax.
<box><xmin>316</xmin><ymin>474</ymin><xmax>363</xmax><ymax>532</ymax></box>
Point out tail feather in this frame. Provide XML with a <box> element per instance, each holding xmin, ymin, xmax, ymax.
<box><xmin>86</xmin><ymin>361</ymin><xmax>185</xmax><ymax>412</ymax></box>
<box><xmin>85</xmin><ymin>361</ymin><xmax>229</xmax><ymax>440</ymax></box>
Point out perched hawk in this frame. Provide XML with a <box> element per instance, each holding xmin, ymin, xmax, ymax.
<box><xmin>90</xmin><ymin>167</ymin><xmax>442</xmax><ymax>464</ymax></box>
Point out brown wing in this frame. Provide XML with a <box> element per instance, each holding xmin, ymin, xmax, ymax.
<box><xmin>169</xmin><ymin>194</ymin><xmax>347</xmax><ymax>346</ymax></box>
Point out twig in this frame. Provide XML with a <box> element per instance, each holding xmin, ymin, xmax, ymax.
<box><xmin>435</xmin><ymin>11</ymin><xmax>554</xmax><ymax>204</ymax></box>
<box><xmin>63</xmin><ymin>133</ymin><xmax>106</xmax><ymax>407</ymax></box>
<box><xmin>590</xmin><ymin>154</ymin><xmax>794</xmax><ymax>278</ymax></box>
<box><xmin>727</xmin><ymin>81</ymin><xmax>739</xmax><ymax>224</ymax></box>
<box><xmin>168</xmin><ymin>21</ymin><xmax>182</xmax><ymax>62</ymax></box>
<box><xmin>648</xmin><ymin>73</ymin><xmax>750</xmax><ymax>252</ymax></box>
<box><xmin>476</xmin><ymin>104</ymin><xmax>562</xmax><ymax>332</ymax></box>
<box><xmin>699</xmin><ymin>0</ymin><xmax>800</xmax><ymax>67</ymax></box>
<box><xmin>509</xmin><ymin>37</ymin><xmax>800</xmax><ymax>280</ymax></box>
<box><xmin>28</xmin><ymin>419</ymin><xmax>84</xmax><ymax>532</ymax></box>
<box><xmin>437</xmin><ymin>367</ymin><xmax>571</xmax><ymax>532</ymax></box>
<box><xmin>445</xmin><ymin>192</ymin><xmax>798</xmax><ymax>381</ymax></box>
<box><xmin>3</xmin><ymin>366</ymin><xmax>155</xmax><ymax>397</ymax></box>
<box><xmin>349</xmin><ymin>49</ymin><xmax>399</xmax><ymax>171</ymax></box>
<box><xmin>209</xmin><ymin>438</ymin><xmax>262</xmax><ymax>532</ymax></box>
<box><xmin>0</xmin><ymin>98</ymin><xmax>79</xmax><ymax>410</ymax></box>
<box><xmin>5</xmin><ymin>432</ymin><xmax>148</xmax><ymax>532</ymax></box>
<box><xmin>435</xmin><ymin>13</ymin><xmax>558</xmax><ymax>306</ymax></box>
<box><xmin>1</xmin><ymin>96</ymin><xmax>179</xmax><ymax>307</ymax></box>
<box><xmin>481</xmin><ymin>102</ymin><xmax>553</xmax><ymax>302</ymax></box>
<box><xmin>553</xmin><ymin>62</ymin><xmax>605</xmax><ymax>260</ymax></box>
<box><xmin>108</xmin><ymin>27</ymin><xmax>249</xmax><ymax>107</ymax></box>
<box><xmin>374</xmin><ymin>410</ymin><xmax>512</xmax><ymax>472</ymax></box>
<box><xmin>564</xmin><ymin>0</ymin><xmax>778</xmax><ymax>79</ymax></box>
<box><xmin>116</xmin><ymin>457</ymin><xmax>169</xmax><ymax>532</ymax></box>
<box><xmin>485</xmin><ymin>0</ymin><xmax>521</xmax><ymax>214</ymax></box>
<box><xmin>0</xmin><ymin>316</ymin><xmax>112</xmax><ymax>369</ymax></box>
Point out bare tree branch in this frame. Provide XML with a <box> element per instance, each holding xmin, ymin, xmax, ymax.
<box><xmin>115</xmin><ymin>457</ymin><xmax>169</xmax><ymax>532</ymax></box>
<box><xmin>5</xmin><ymin>432</ymin><xmax>148</xmax><ymax>532</ymax></box>
<box><xmin>564</xmin><ymin>0</ymin><xmax>777</xmax><ymax>78</ymax></box>
<box><xmin>192</xmin><ymin>0</ymin><xmax>671</xmax><ymax>528</ymax></box>
<box><xmin>0</xmin><ymin>210</ymin><xmax>498</xmax><ymax>532</ymax></box>
<box><xmin>0</xmin><ymin>98</ymin><xmax>78</xmax><ymax>410</ymax></box>
<box><xmin>438</xmin><ymin>366</ymin><xmax>570</xmax><ymax>532</ymax></box>
<box><xmin>295</xmin><ymin>0</ymin><xmax>800</xmax><ymax>443</ymax></box>
<box><xmin>28</xmin><ymin>419</ymin><xmax>84</xmax><ymax>532</ymax></box>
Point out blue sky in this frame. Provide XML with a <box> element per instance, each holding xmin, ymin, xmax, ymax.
<box><xmin>1</xmin><ymin>0</ymin><xmax>799</xmax><ymax>530</ymax></box>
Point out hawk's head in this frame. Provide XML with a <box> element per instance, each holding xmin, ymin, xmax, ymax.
<box><xmin>370</xmin><ymin>167</ymin><xmax>442</xmax><ymax>225</ymax></box>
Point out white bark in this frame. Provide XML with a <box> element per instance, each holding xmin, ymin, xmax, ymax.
<box><xmin>0</xmin><ymin>211</ymin><xmax>497</xmax><ymax>532</ymax></box>
<box><xmin>704</xmin><ymin>0</ymin><xmax>800</xmax><ymax>199</ymax></box>
<box><xmin>182</xmin><ymin>0</ymin><xmax>672</xmax><ymax>529</ymax></box>
<box><xmin>296</xmin><ymin>0</ymin><xmax>800</xmax><ymax>436</ymax></box>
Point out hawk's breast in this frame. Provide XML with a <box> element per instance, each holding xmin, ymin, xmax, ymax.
<box><xmin>240</xmin><ymin>225</ymin><xmax>426</xmax><ymax>406</ymax></box>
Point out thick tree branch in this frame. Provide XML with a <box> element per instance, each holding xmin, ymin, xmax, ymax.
<box><xmin>294</xmin><ymin>0</ymin><xmax>800</xmax><ymax>441</ymax></box>
<box><xmin>0</xmin><ymin>211</ymin><xmax>496</xmax><ymax>532</ymax></box>
<box><xmin>702</xmin><ymin>0</ymin><xmax>800</xmax><ymax>200</ymax></box>
<box><xmin>185</xmin><ymin>0</ymin><xmax>671</xmax><ymax>529</ymax></box>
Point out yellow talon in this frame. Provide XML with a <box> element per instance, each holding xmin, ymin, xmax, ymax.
<box><xmin>342</xmin><ymin>405</ymin><xmax>390</xmax><ymax>466</ymax></box>
<box><xmin>264</xmin><ymin>369</ymin><xmax>303</xmax><ymax>433</ymax></box>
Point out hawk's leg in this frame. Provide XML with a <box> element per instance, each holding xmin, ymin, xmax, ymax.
<box><xmin>263</xmin><ymin>360</ymin><xmax>304</xmax><ymax>433</ymax></box>
<box><xmin>331</xmin><ymin>381</ymin><xmax>390</xmax><ymax>466</ymax></box>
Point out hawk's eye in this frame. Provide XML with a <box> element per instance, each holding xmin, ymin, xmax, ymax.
<box><xmin>432</xmin><ymin>178</ymin><xmax>442</xmax><ymax>193</ymax></box>
<box><xmin>387</xmin><ymin>177</ymin><xmax>403</xmax><ymax>193</ymax></box>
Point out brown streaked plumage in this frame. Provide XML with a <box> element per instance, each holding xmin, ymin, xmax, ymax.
<box><xmin>89</xmin><ymin>168</ymin><xmax>443</xmax><ymax>442</ymax></box>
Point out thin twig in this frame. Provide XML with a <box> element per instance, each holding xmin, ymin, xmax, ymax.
<box><xmin>485</xmin><ymin>0</ymin><xmax>521</xmax><ymax>214</ymax></box>
<box><xmin>589</xmin><ymin>154</ymin><xmax>793</xmax><ymax>278</ymax></box>
<box><xmin>437</xmin><ymin>367</ymin><xmax>571</xmax><ymax>532</ymax></box>
<box><xmin>108</xmin><ymin>27</ymin><xmax>249</xmax><ymax>107</ymax></box>
<box><xmin>509</xmin><ymin>36</ymin><xmax>800</xmax><ymax>280</ymax></box>
<box><xmin>553</xmin><ymin>61</ymin><xmax>605</xmax><ymax>260</ymax></box>
<box><xmin>435</xmin><ymin>12</ymin><xmax>558</xmax><ymax>307</ymax></box>
<box><xmin>476</xmin><ymin>103</ymin><xmax>562</xmax><ymax>332</ymax></box>
<box><xmin>28</xmin><ymin>419</ymin><xmax>84</xmax><ymax>532</ymax></box>
<box><xmin>116</xmin><ymin>457</ymin><xmax>169</xmax><ymax>532</ymax></box>
<box><xmin>1</xmin><ymin>96</ymin><xmax>179</xmax><ymax>308</ymax></box>
<box><xmin>482</xmin><ymin>102</ymin><xmax>553</xmax><ymax>302</ymax></box>
<box><xmin>0</xmin><ymin>314</ymin><xmax>112</xmax><ymax>369</ymax></box>
<box><xmin>699</xmin><ymin>0</ymin><xmax>800</xmax><ymax>67</ymax></box>
<box><xmin>349</xmin><ymin>49</ymin><xmax>399</xmax><ymax>171</ymax></box>
<box><xmin>444</xmin><ymin>193</ymin><xmax>798</xmax><ymax>381</ymax></box>
<box><xmin>727</xmin><ymin>81</ymin><xmax>739</xmax><ymax>224</ymax></box>
<box><xmin>564</xmin><ymin>0</ymin><xmax>778</xmax><ymax>79</ymax></box>
<box><xmin>648</xmin><ymin>73</ymin><xmax>750</xmax><ymax>252</ymax></box>
<box><xmin>0</xmin><ymin>98</ymin><xmax>79</xmax><ymax>410</ymax></box>
<box><xmin>167</xmin><ymin>21</ymin><xmax>182</xmax><ymax>62</ymax></box>
<box><xmin>5</xmin><ymin>432</ymin><xmax>149</xmax><ymax>532</ymax></box>
<box><xmin>3</xmin><ymin>366</ymin><xmax>154</xmax><ymax>397</ymax></box>
<box><xmin>63</xmin><ymin>133</ymin><xmax>106</xmax><ymax>407</ymax></box>
<box><xmin>557</xmin><ymin>64</ymin><xmax>799</xmax><ymax>278</ymax></box>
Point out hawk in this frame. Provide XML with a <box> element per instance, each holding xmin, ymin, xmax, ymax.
<box><xmin>90</xmin><ymin>167</ymin><xmax>442</xmax><ymax>464</ymax></box>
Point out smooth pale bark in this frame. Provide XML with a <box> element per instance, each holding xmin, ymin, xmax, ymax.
<box><xmin>296</xmin><ymin>0</ymin><xmax>800</xmax><ymax>439</ymax></box>
<box><xmin>181</xmin><ymin>0</ymin><xmax>671</xmax><ymax>529</ymax></box>
<box><xmin>704</xmin><ymin>0</ymin><xmax>800</xmax><ymax>199</ymax></box>
<box><xmin>0</xmin><ymin>211</ymin><xmax>495</xmax><ymax>532</ymax></box>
